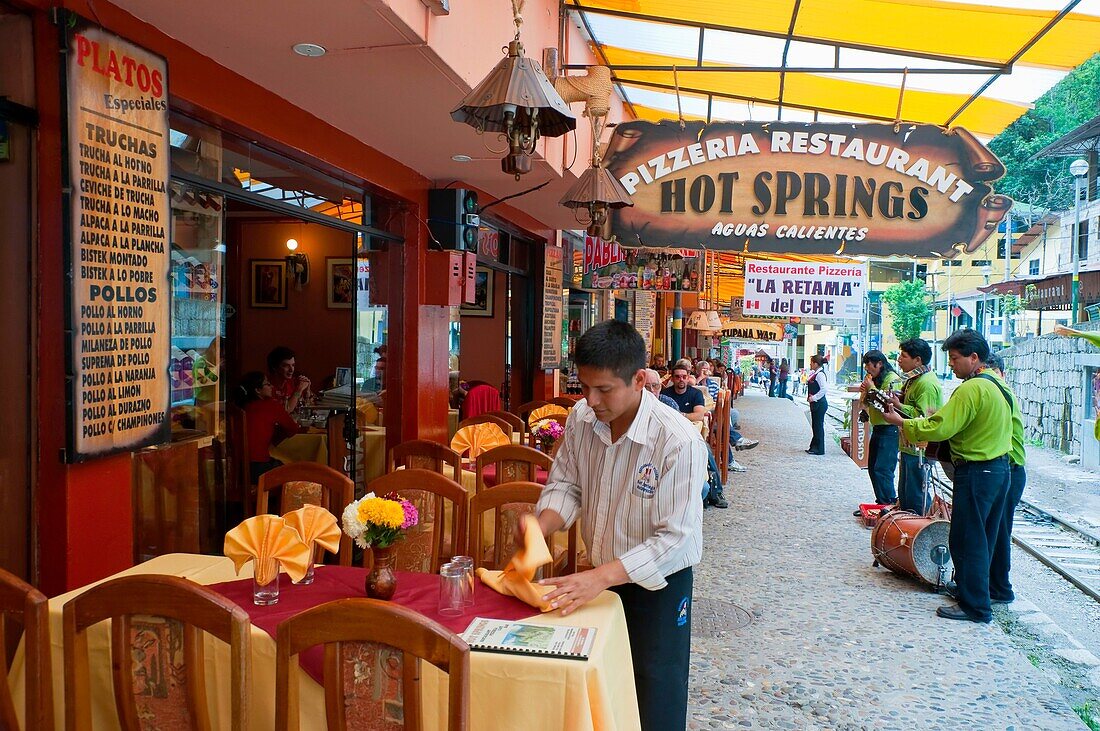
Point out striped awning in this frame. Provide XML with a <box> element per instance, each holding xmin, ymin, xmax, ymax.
<box><xmin>567</xmin><ymin>0</ymin><xmax>1100</xmax><ymax>138</ymax></box>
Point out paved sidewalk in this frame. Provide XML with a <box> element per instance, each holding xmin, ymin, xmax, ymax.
<box><xmin>688</xmin><ymin>389</ymin><xmax>1084</xmax><ymax>730</ymax></box>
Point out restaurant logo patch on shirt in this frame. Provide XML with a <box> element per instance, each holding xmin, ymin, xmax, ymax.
<box><xmin>633</xmin><ymin>463</ymin><xmax>659</xmax><ymax>499</ymax></box>
<box><xmin>677</xmin><ymin>596</ymin><xmax>690</xmax><ymax>627</ymax></box>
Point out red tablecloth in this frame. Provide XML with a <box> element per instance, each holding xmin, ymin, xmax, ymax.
<box><xmin>480</xmin><ymin>464</ymin><xmax>549</xmax><ymax>487</ymax></box>
<box><xmin>209</xmin><ymin>566</ymin><xmax>538</xmax><ymax>684</ymax></box>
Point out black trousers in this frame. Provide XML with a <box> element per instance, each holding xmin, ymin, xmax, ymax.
<box><xmin>808</xmin><ymin>398</ymin><xmax>828</xmax><ymax>454</ymax></box>
<box><xmin>950</xmin><ymin>457</ymin><xmax>1010</xmax><ymax>621</ymax></box>
<box><xmin>611</xmin><ymin>568</ymin><xmax>693</xmax><ymax>731</ymax></box>
<box><xmin>989</xmin><ymin>462</ymin><xmax>1026</xmax><ymax>602</ymax></box>
<box><xmin>867</xmin><ymin>425</ymin><xmax>899</xmax><ymax>504</ymax></box>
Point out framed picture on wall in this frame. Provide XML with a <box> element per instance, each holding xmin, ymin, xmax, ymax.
<box><xmin>326</xmin><ymin>257</ymin><xmax>355</xmax><ymax>309</ymax></box>
<box><xmin>250</xmin><ymin>259</ymin><xmax>287</xmax><ymax>309</ymax></box>
<box><xmin>461</xmin><ymin>266</ymin><xmax>494</xmax><ymax>317</ymax></box>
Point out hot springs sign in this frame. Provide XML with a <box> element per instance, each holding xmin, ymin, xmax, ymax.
<box><xmin>603</xmin><ymin>121</ymin><xmax>1011</xmax><ymax>257</ymax></box>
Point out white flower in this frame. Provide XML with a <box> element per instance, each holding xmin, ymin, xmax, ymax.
<box><xmin>342</xmin><ymin>494</ymin><xmax>377</xmax><ymax>550</ymax></box>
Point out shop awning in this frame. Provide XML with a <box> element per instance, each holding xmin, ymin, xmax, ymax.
<box><xmin>1035</xmin><ymin>114</ymin><xmax>1100</xmax><ymax>158</ymax></box>
<box><xmin>567</xmin><ymin>0</ymin><xmax>1100</xmax><ymax>138</ymax></box>
<box><xmin>980</xmin><ymin>269</ymin><xmax>1100</xmax><ymax>308</ymax></box>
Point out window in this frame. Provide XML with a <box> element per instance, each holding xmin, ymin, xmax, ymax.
<box><xmin>1029</xmin><ymin>259</ymin><xmax>1040</xmax><ymax>276</ymax></box>
<box><xmin>1079</xmin><ymin>218</ymin><xmax>1090</xmax><ymax>261</ymax></box>
<box><xmin>971</xmin><ymin>259</ymin><xmax>992</xmax><ymax>267</ymax></box>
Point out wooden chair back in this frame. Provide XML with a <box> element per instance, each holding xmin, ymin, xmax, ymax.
<box><xmin>479</xmin><ymin>410</ymin><xmax>525</xmax><ymax>437</ymax></box>
<box><xmin>468</xmin><ymin>482</ymin><xmax>577</xmax><ymax>577</ymax></box>
<box><xmin>366</xmin><ymin>469</ymin><xmax>468</xmax><ymax>574</ymax></box>
<box><xmin>514</xmin><ymin>400</ymin><xmax>551</xmax><ymax>427</ymax></box>
<box><xmin>225</xmin><ymin>403</ymin><xmax>252</xmax><ymax>513</ymax></box>
<box><xmin>709</xmin><ymin>389</ymin><xmax>731</xmax><ymax>485</ymax></box>
<box><xmin>474</xmin><ymin>445</ymin><xmax>552</xmax><ymax>495</ymax></box>
<box><xmin>457</xmin><ymin>414</ymin><xmax>513</xmax><ymax>441</ymax></box>
<box><xmin>0</xmin><ymin>568</ymin><xmax>52</xmax><ymax>731</ymax></box>
<box><xmin>388</xmin><ymin>440</ymin><xmax>463</xmax><ymax>484</ymax></box>
<box><xmin>275</xmin><ymin>598</ymin><xmax>469</xmax><ymax>731</ymax></box>
<box><xmin>257</xmin><ymin>463</ymin><xmax>354</xmax><ymax>566</ymax></box>
<box><xmin>62</xmin><ymin>575</ymin><xmax>250</xmax><ymax>731</ymax></box>
<box><xmin>549</xmin><ymin>397</ymin><xmax>578</xmax><ymax>409</ymax></box>
<box><xmin>526</xmin><ymin>413</ymin><xmax>568</xmax><ymax>450</ymax></box>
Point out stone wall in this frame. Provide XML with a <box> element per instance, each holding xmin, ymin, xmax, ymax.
<box><xmin>1001</xmin><ymin>329</ymin><xmax>1100</xmax><ymax>454</ymax></box>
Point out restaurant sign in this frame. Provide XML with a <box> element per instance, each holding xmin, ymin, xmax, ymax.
<box><xmin>541</xmin><ymin>245</ymin><xmax>564</xmax><ymax>369</ymax></box>
<box><xmin>64</xmin><ymin>16</ymin><xmax>171</xmax><ymax>460</ymax></box>
<box><xmin>604</xmin><ymin>121</ymin><xmax>1011</xmax><ymax>257</ymax></box>
<box><xmin>744</xmin><ymin>261</ymin><xmax>867</xmax><ymax>320</ymax></box>
<box><xmin>581</xmin><ymin>235</ymin><xmax>704</xmax><ymax>291</ymax></box>
<box><xmin>722</xmin><ymin>321</ymin><xmax>785</xmax><ymax>342</ymax></box>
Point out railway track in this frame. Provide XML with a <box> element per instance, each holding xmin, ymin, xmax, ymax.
<box><xmin>928</xmin><ymin>466</ymin><xmax>1100</xmax><ymax>603</ymax></box>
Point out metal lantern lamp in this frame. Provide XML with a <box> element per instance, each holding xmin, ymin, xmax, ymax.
<box><xmin>450</xmin><ymin>1</ymin><xmax>576</xmax><ymax>179</ymax></box>
<box><xmin>559</xmin><ymin>163</ymin><xmax>634</xmax><ymax>239</ymax></box>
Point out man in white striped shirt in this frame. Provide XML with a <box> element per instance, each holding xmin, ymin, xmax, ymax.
<box><xmin>527</xmin><ymin>320</ymin><xmax>706</xmax><ymax>731</ymax></box>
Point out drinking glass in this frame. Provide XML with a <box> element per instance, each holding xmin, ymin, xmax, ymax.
<box><xmin>438</xmin><ymin>563</ymin><xmax>465</xmax><ymax>617</ymax></box>
<box><xmin>296</xmin><ymin>552</ymin><xmax>316</xmax><ymax>585</ymax></box>
<box><xmin>451</xmin><ymin>555</ymin><xmax>475</xmax><ymax>607</ymax></box>
<box><xmin>253</xmin><ymin>559</ymin><xmax>280</xmax><ymax>606</ymax></box>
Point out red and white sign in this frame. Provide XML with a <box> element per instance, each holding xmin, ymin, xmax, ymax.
<box><xmin>743</xmin><ymin>260</ymin><xmax>866</xmax><ymax>320</ymax></box>
<box><xmin>478</xmin><ymin>227</ymin><xmax>500</xmax><ymax>260</ymax></box>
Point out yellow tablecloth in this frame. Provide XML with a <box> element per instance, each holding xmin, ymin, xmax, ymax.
<box><xmin>359</xmin><ymin>426</ymin><xmax>387</xmax><ymax>486</ymax></box>
<box><xmin>10</xmin><ymin>553</ymin><xmax>639</xmax><ymax>731</ymax></box>
<box><xmin>269</xmin><ymin>431</ymin><xmax>328</xmax><ymax>465</ymax></box>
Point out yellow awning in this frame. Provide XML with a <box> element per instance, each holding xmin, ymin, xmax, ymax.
<box><xmin>568</xmin><ymin>0</ymin><xmax>1100</xmax><ymax>137</ymax></box>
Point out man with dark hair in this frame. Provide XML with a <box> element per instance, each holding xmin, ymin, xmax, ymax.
<box><xmin>884</xmin><ymin>329</ymin><xmax>1012</xmax><ymax>623</ymax></box>
<box><xmin>982</xmin><ymin>351</ymin><xmax>1025</xmax><ymax>606</ymax></box>
<box><xmin>661</xmin><ymin>364</ymin><xmax>706</xmax><ymax>422</ymax></box>
<box><xmin>266</xmin><ymin>346</ymin><xmax>310</xmax><ymax>412</ymax></box>
<box><xmin>530</xmin><ymin>320</ymin><xmax>706</xmax><ymax>730</ymax></box>
<box><xmin>890</xmin><ymin>338</ymin><xmax>943</xmax><ymax>514</ymax></box>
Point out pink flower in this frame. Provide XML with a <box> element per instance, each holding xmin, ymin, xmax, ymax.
<box><xmin>399</xmin><ymin>499</ymin><xmax>419</xmax><ymax>530</ymax></box>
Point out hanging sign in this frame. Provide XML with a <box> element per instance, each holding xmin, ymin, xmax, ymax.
<box><xmin>581</xmin><ymin>235</ymin><xmax>704</xmax><ymax>291</ymax></box>
<box><xmin>478</xmin><ymin>226</ymin><xmax>501</xmax><ymax>261</ymax></box>
<box><xmin>634</xmin><ymin>291</ymin><xmax>657</xmax><ymax>353</ymax></box>
<box><xmin>744</xmin><ymin>260</ymin><xmax>867</xmax><ymax>320</ymax></box>
<box><xmin>357</xmin><ymin>259</ymin><xmax>371</xmax><ymax>309</ymax></box>
<box><xmin>541</xmin><ymin>245</ymin><xmax>564</xmax><ymax>369</ymax></box>
<box><xmin>64</xmin><ymin>16</ymin><xmax>171</xmax><ymax>460</ymax></box>
<box><xmin>604</xmin><ymin>121</ymin><xmax>1011</xmax><ymax>256</ymax></box>
<box><xmin>721</xmin><ymin>321</ymin><xmax>786</xmax><ymax>342</ymax></box>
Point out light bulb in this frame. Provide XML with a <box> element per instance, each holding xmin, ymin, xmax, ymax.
<box><xmin>286</xmin><ymin>238</ymin><xmax>299</xmax><ymax>251</ymax></box>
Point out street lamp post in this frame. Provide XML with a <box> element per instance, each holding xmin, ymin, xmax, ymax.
<box><xmin>1070</xmin><ymin>158</ymin><xmax>1090</xmax><ymax>324</ymax></box>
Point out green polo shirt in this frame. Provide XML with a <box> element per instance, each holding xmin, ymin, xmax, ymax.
<box><xmin>902</xmin><ymin>376</ymin><xmax>1011</xmax><ymax>463</ymax></box>
<box><xmin>982</xmin><ymin>371</ymin><xmax>1025</xmax><ymax>467</ymax></box>
<box><xmin>896</xmin><ymin>371</ymin><xmax>944</xmax><ymax>455</ymax></box>
<box><xmin>866</xmin><ymin>371</ymin><xmax>901</xmax><ymax>427</ymax></box>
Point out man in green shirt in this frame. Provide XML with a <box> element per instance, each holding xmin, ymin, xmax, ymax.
<box><xmin>983</xmin><ymin>352</ymin><xmax>1025</xmax><ymax>605</ymax></box>
<box><xmin>889</xmin><ymin>339</ymin><xmax>944</xmax><ymax>514</ymax></box>
<box><xmin>858</xmin><ymin>351</ymin><xmax>901</xmax><ymax>507</ymax></box>
<box><xmin>883</xmin><ymin>330</ymin><xmax>1011</xmax><ymax>623</ymax></box>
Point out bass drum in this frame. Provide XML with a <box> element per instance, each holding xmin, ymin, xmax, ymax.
<box><xmin>871</xmin><ymin>510</ymin><xmax>952</xmax><ymax>587</ymax></box>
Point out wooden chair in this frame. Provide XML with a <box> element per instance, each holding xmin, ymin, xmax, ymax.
<box><xmin>474</xmin><ymin>444</ymin><xmax>552</xmax><ymax>494</ymax></box>
<box><xmin>388</xmin><ymin>439</ymin><xmax>463</xmax><ymax>484</ymax></box>
<box><xmin>526</xmin><ymin>413</ymin><xmax>568</xmax><ymax>450</ymax></box>
<box><xmin>514</xmin><ymin>400</ymin><xmax>551</xmax><ymax>427</ymax></box>
<box><xmin>0</xmin><ymin>568</ymin><xmax>52</xmax><ymax>731</ymax></box>
<box><xmin>225</xmin><ymin>403</ymin><xmax>253</xmax><ymax>516</ymax></box>
<box><xmin>63</xmin><ymin>575</ymin><xmax>251</xmax><ymax>731</ymax></box>
<box><xmin>457</xmin><ymin>413</ymin><xmax>513</xmax><ymax>442</ymax></box>
<box><xmin>708</xmin><ymin>389</ymin><xmax>731</xmax><ymax>486</ymax></box>
<box><xmin>257</xmin><ymin>463</ymin><xmax>354</xmax><ymax>566</ymax></box>
<box><xmin>479</xmin><ymin>410</ymin><xmax>525</xmax><ymax>439</ymax></box>
<box><xmin>275</xmin><ymin>598</ymin><xmax>469</xmax><ymax>731</ymax></box>
<box><xmin>549</xmin><ymin>396</ymin><xmax>578</xmax><ymax>409</ymax></box>
<box><xmin>365</xmin><ymin>469</ymin><xmax>468</xmax><ymax>574</ymax></box>
<box><xmin>469</xmin><ymin>482</ymin><xmax>577</xmax><ymax>577</ymax></box>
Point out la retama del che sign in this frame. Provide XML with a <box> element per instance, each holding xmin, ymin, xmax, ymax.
<box><xmin>603</xmin><ymin>120</ymin><xmax>1011</xmax><ymax>258</ymax></box>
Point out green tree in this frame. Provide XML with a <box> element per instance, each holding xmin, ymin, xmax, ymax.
<box><xmin>882</xmin><ymin>281</ymin><xmax>933</xmax><ymax>343</ymax></box>
<box><xmin>989</xmin><ymin>53</ymin><xmax>1100</xmax><ymax>211</ymax></box>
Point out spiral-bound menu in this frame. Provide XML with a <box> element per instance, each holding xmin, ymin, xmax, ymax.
<box><xmin>461</xmin><ymin>618</ymin><xmax>597</xmax><ymax>661</ymax></box>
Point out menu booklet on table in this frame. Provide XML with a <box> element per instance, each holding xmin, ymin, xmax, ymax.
<box><xmin>461</xmin><ymin>618</ymin><xmax>597</xmax><ymax>661</ymax></box>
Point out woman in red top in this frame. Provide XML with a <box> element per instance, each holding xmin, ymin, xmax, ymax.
<box><xmin>239</xmin><ymin>371</ymin><xmax>301</xmax><ymax>483</ymax></box>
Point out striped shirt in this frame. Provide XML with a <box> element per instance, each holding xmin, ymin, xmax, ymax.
<box><xmin>536</xmin><ymin>390</ymin><xmax>706</xmax><ymax>590</ymax></box>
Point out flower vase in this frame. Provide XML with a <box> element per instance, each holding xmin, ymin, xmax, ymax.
<box><xmin>366</xmin><ymin>544</ymin><xmax>398</xmax><ymax>600</ymax></box>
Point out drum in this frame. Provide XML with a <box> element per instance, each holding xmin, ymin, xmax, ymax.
<box><xmin>871</xmin><ymin>510</ymin><xmax>952</xmax><ymax>587</ymax></box>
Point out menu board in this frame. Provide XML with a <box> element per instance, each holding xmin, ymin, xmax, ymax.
<box><xmin>634</xmin><ymin>291</ymin><xmax>656</xmax><ymax>355</ymax></box>
<box><xmin>65</xmin><ymin>18</ymin><xmax>171</xmax><ymax>460</ymax></box>
<box><xmin>541</xmin><ymin>244</ymin><xmax>564</xmax><ymax>369</ymax></box>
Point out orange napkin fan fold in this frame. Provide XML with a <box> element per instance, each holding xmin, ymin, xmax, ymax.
<box><xmin>450</xmin><ymin>423</ymin><xmax>510</xmax><ymax>460</ymax></box>
<box><xmin>528</xmin><ymin>404</ymin><xmax>568</xmax><ymax>426</ymax></box>
<box><xmin>476</xmin><ymin>514</ymin><xmax>556</xmax><ymax>612</ymax></box>
<box><xmin>283</xmin><ymin>505</ymin><xmax>342</xmax><ymax>556</ymax></box>
<box><xmin>224</xmin><ymin>514</ymin><xmax>311</xmax><ymax>585</ymax></box>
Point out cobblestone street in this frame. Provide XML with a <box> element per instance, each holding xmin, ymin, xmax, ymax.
<box><xmin>688</xmin><ymin>388</ymin><xmax>1086</xmax><ymax>730</ymax></box>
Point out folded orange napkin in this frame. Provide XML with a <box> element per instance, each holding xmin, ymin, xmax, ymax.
<box><xmin>450</xmin><ymin>423</ymin><xmax>509</xmax><ymax>460</ymax></box>
<box><xmin>283</xmin><ymin>505</ymin><xmax>341</xmax><ymax>558</ymax></box>
<box><xmin>224</xmin><ymin>515</ymin><xmax>311</xmax><ymax>585</ymax></box>
<box><xmin>476</xmin><ymin>514</ymin><xmax>556</xmax><ymax>612</ymax></box>
<box><xmin>528</xmin><ymin>404</ymin><xmax>568</xmax><ymax>426</ymax></box>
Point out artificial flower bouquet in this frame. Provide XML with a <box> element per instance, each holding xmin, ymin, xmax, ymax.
<box><xmin>341</xmin><ymin>491</ymin><xmax>419</xmax><ymax>549</ymax></box>
<box><xmin>531</xmin><ymin>418</ymin><xmax>565</xmax><ymax>452</ymax></box>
